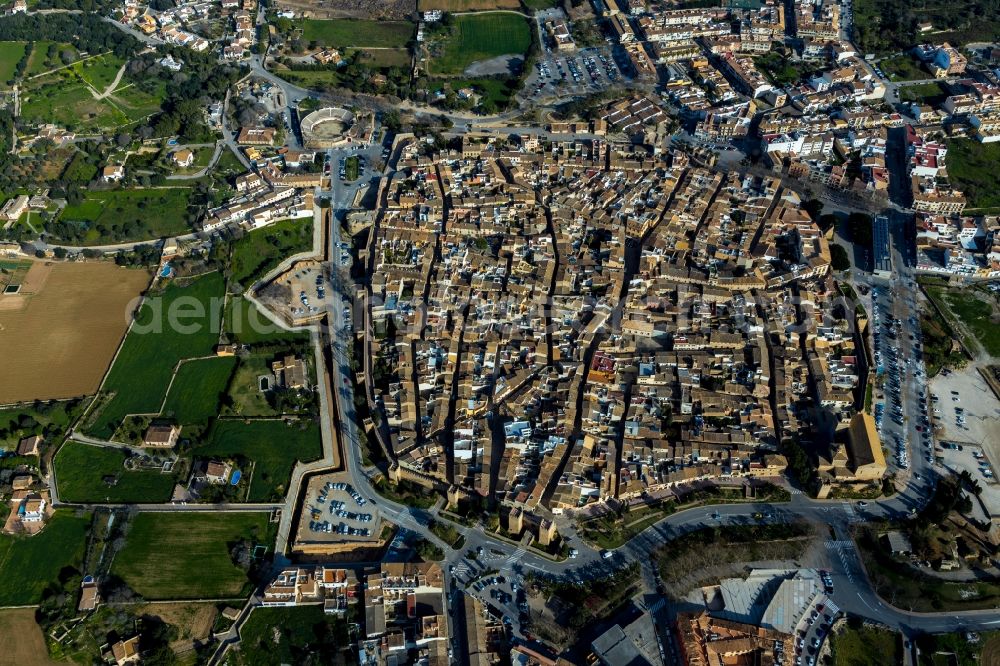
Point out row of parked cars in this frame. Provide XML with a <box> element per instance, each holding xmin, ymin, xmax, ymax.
<box><xmin>308</xmin><ymin>519</ymin><xmax>371</xmax><ymax>537</ymax></box>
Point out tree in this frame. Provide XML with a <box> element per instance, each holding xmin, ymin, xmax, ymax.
<box><xmin>802</xmin><ymin>198</ymin><xmax>823</xmax><ymax>221</ymax></box>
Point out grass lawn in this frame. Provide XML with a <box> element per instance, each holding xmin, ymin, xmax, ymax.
<box><xmin>938</xmin><ymin>287</ymin><xmax>1000</xmax><ymax>357</ymax></box>
<box><xmin>0</xmin><ymin>510</ymin><xmax>90</xmax><ymax>605</ymax></box>
<box><xmin>277</xmin><ymin>68</ymin><xmax>345</xmax><ymax>91</ymax></box>
<box><xmin>227</xmin><ymin>605</ymin><xmax>351</xmax><ymax>666</ymax></box>
<box><xmin>111</xmin><ymin>512</ymin><xmax>273</xmax><ymax>600</ymax></box>
<box><xmin>161</xmin><ymin>356</ymin><xmax>238</xmax><ymax>426</ymax></box>
<box><xmin>879</xmin><ymin>54</ymin><xmax>928</xmax><ymax>81</ymax></box>
<box><xmin>522</xmin><ymin>0</ymin><xmax>561</xmax><ymax>9</ymax></box>
<box><xmin>72</xmin><ymin>52</ymin><xmax>125</xmax><ymax>92</ymax></box>
<box><xmin>300</xmin><ymin>19</ymin><xmax>413</xmax><ymax>49</ymax></box>
<box><xmin>347</xmin><ymin>47</ymin><xmax>411</xmax><ymax>68</ymax></box>
<box><xmin>225</xmin><ymin>296</ymin><xmax>310</xmax><ymax>346</ymax></box>
<box><xmin>230</xmin><ymin>218</ymin><xmax>313</xmax><ymax>285</ymax></box>
<box><xmin>215</xmin><ymin>147</ymin><xmax>247</xmax><ymax>178</ymax></box>
<box><xmin>223</xmin><ymin>351</ymin><xmax>316</xmax><ymax>417</ymax></box>
<box><xmin>830</xmin><ymin>625</ymin><xmax>900</xmax><ymax>666</ymax></box>
<box><xmin>86</xmin><ymin>272</ymin><xmax>226</xmax><ymax>439</ymax></box>
<box><xmin>23</xmin><ymin>41</ymin><xmax>73</xmax><ymax>78</ymax></box>
<box><xmin>945</xmin><ymin>139</ymin><xmax>1000</xmax><ymax>211</ymax></box>
<box><xmin>898</xmin><ymin>81</ymin><xmax>949</xmax><ymax>104</ymax></box>
<box><xmin>438</xmin><ymin>76</ymin><xmax>518</xmax><ymax>109</ymax></box>
<box><xmin>924</xmin><ymin>282</ymin><xmax>1000</xmax><ymax>357</ymax></box>
<box><xmin>20</xmin><ymin>78</ymin><xmax>128</xmax><ymax>132</ymax></box>
<box><xmin>109</xmin><ymin>81</ymin><xmax>167</xmax><ymax>123</ymax></box>
<box><xmin>54</xmin><ymin>440</ymin><xmax>177</xmax><ymax>503</ymax></box>
<box><xmin>344</xmin><ymin>155</ymin><xmax>359</xmax><ymax>181</ymax></box>
<box><xmin>0</xmin><ymin>399</ymin><xmax>78</xmax><ymax>448</ymax></box>
<box><xmin>0</xmin><ymin>41</ymin><xmax>27</xmax><ymax>85</ymax></box>
<box><xmin>195</xmin><ymin>419</ymin><xmax>322</xmax><ymax>502</ymax></box>
<box><xmin>432</xmin><ymin>12</ymin><xmax>532</xmax><ymax>75</ymax></box>
<box><xmin>57</xmin><ymin>187</ymin><xmax>192</xmax><ymax>245</ymax></box>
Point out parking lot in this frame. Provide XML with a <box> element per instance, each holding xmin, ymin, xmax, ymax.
<box><xmin>871</xmin><ymin>284</ymin><xmax>933</xmax><ymax>475</ymax></box>
<box><xmin>935</xmin><ymin>441</ymin><xmax>1000</xmax><ymax>519</ymax></box>
<box><xmin>522</xmin><ymin>42</ymin><xmax>627</xmax><ymax>105</ymax></box>
<box><xmin>294</xmin><ymin>472</ymin><xmax>384</xmax><ymax>547</ymax></box>
<box><xmin>929</xmin><ymin>367</ymin><xmax>1000</xmax><ymax>460</ymax></box>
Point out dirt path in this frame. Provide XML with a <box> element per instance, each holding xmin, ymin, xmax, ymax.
<box><xmin>96</xmin><ymin>63</ymin><xmax>127</xmax><ymax>99</ymax></box>
<box><xmin>86</xmin><ymin>62</ymin><xmax>127</xmax><ymax>100</ymax></box>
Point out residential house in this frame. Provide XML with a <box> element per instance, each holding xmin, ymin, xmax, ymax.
<box><xmin>172</xmin><ymin>149</ymin><xmax>195</xmax><ymax>168</ymax></box>
<box><xmin>205</xmin><ymin>460</ymin><xmax>232</xmax><ymax>484</ymax></box>
<box><xmin>143</xmin><ymin>424</ymin><xmax>180</xmax><ymax>448</ymax></box>
<box><xmin>16</xmin><ymin>435</ymin><xmax>42</xmax><ymax>456</ymax></box>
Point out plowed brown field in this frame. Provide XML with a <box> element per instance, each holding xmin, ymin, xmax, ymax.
<box><xmin>0</xmin><ymin>261</ymin><xmax>151</xmax><ymax>403</ymax></box>
<box><xmin>0</xmin><ymin>609</ymin><xmax>59</xmax><ymax>666</ymax></box>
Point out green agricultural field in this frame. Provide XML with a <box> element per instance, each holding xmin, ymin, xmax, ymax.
<box><xmin>72</xmin><ymin>53</ymin><xmax>125</xmax><ymax>92</ymax></box>
<box><xmin>195</xmin><ymin>419</ymin><xmax>322</xmax><ymax>502</ymax></box>
<box><xmin>432</xmin><ymin>12</ymin><xmax>532</xmax><ymax>75</ymax></box>
<box><xmin>230</xmin><ymin>218</ymin><xmax>314</xmax><ymax>285</ymax></box>
<box><xmin>300</xmin><ymin>19</ymin><xmax>413</xmax><ymax>49</ymax></box>
<box><xmin>56</xmin><ymin>187</ymin><xmax>192</xmax><ymax>245</ymax></box>
<box><xmin>0</xmin><ymin>510</ymin><xmax>90</xmax><ymax>606</ymax></box>
<box><xmin>228</xmin><ymin>605</ymin><xmax>351</xmax><ymax>666</ymax></box>
<box><xmin>86</xmin><ymin>272</ymin><xmax>226</xmax><ymax>439</ymax></box>
<box><xmin>161</xmin><ymin>356</ymin><xmax>237</xmax><ymax>426</ymax></box>
<box><xmin>0</xmin><ymin>41</ymin><xmax>26</xmax><ymax>85</ymax></box>
<box><xmin>111</xmin><ymin>512</ymin><xmax>273</xmax><ymax>600</ymax></box>
<box><xmin>225</xmin><ymin>296</ymin><xmax>310</xmax><ymax>346</ymax></box>
<box><xmin>946</xmin><ymin>139</ymin><xmax>1000</xmax><ymax>211</ymax></box>
<box><xmin>54</xmin><ymin>440</ymin><xmax>176</xmax><ymax>503</ymax></box>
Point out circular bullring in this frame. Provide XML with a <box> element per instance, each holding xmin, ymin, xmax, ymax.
<box><xmin>300</xmin><ymin>106</ymin><xmax>355</xmax><ymax>148</ymax></box>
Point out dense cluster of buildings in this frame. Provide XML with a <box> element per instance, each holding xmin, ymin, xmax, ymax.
<box><xmin>263</xmin><ymin>563</ymin><xmax>449</xmax><ymax>666</ymax></box>
<box><xmin>115</xmin><ymin>0</ymin><xmax>259</xmax><ymax>60</ymax></box>
<box><xmin>676</xmin><ymin>568</ymin><xmax>838</xmax><ymax>666</ymax></box>
<box><xmin>361</xmin><ymin>130</ymin><xmax>877</xmax><ymax>534</ymax></box>
<box><xmin>203</xmin><ymin>150</ymin><xmax>318</xmax><ymax>233</ymax></box>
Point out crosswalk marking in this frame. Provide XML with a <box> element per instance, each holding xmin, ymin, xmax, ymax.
<box><xmin>505</xmin><ymin>548</ymin><xmax>526</xmax><ymax>566</ymax></box>
<box><xmin>647</xmin><ymin>597</ymin><xmax>667</xmax><ymax>614</ymax></box>
<box><xmin>825</xmin><ymin>540</ymin><xmax>854</xmax><ymax>549</ymax></box>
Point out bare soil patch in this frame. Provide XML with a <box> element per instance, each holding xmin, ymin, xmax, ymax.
<box><xmin>0</xmin><ymin>261</ymin><xmax>151</xmax><ymax>403</ymax></box>
<box><xmin>273</xmin><ymin>0</ymin><xmax>415</xmax><ymax>20</ymax></box>
<box><xmin>136</xmin><ymin>602</ymin><xmax>218</xmax><ymax>655</ymax></box>
<box><xmin>0</xmin><ymin>608</ymin><xmax>59</xmax><ymax>666</ymax></box>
